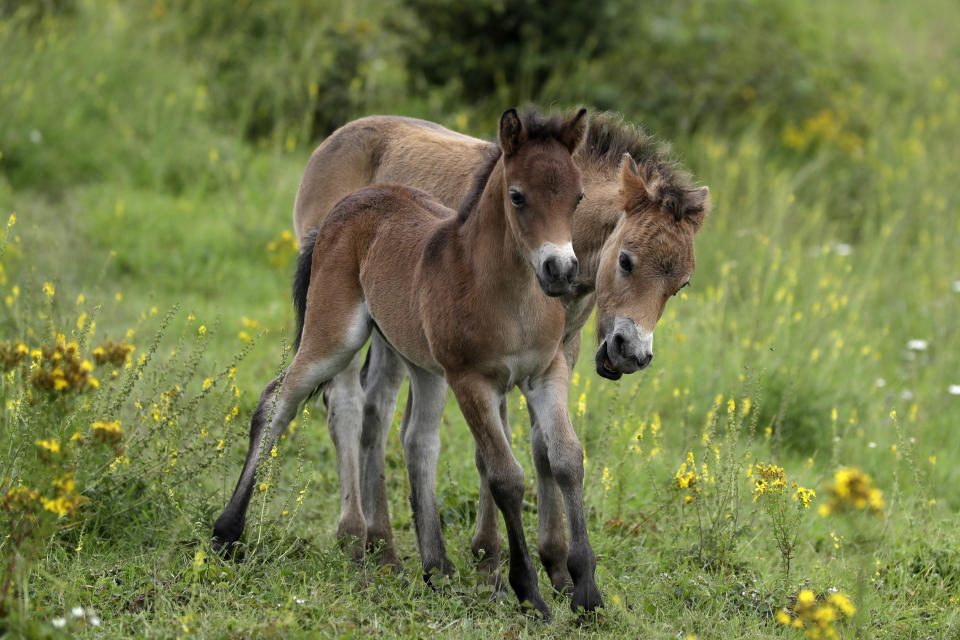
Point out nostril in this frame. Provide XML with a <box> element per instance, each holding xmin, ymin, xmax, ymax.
<box><xmin>612</xmin><ymin>333</ymin><xmax>626</xmax><ymax>357</ymax></box>
<box><xmin>638</xmin><ymin>353</ymin><xmax>653</xmax><ymax>369</ymax></box>
<box><xmin>544</xmin><ymin>256</ymin><xmax>560</xmax><ymax>279</ymax></box>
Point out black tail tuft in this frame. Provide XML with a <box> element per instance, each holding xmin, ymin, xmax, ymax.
<box><xmin>292</xmin><ymin>230</ymin><xmax>319</xmax><ymax>351</ymax></box>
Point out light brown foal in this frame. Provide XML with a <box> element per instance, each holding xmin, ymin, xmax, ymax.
<box><xmin>289</xmin><ymin>113</ymin><xmax>711</xmax><ymax>595</ymax></box>
<box><xmin>214</xmin><ymin>109</ymin><xmax>600</xmax><ymax>618</ymax></box>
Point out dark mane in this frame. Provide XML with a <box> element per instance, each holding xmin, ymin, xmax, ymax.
<box><xmin>457</xmin><ymin>144</ymin><xmax>501</xmax><ymax>222</ymax></box>
<box><xmin>579</xmin><ymin>112</ymin><xmax>695</xmax><ymax>219</ymax></box>
<box><xmin>457</xmin><ymin>109</ymin><xmax>582</xmax><ymax>223</ymax></box>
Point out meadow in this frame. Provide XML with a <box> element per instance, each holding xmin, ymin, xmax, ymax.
<box><xmin>1</xmin><ymin>1</ymin><xmax>959</xmax><ymax>637</ymax></box>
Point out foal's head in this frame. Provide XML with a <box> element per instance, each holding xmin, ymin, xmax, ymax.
<box><xmin>496</xmin><ymin>108</ymin><xmax>587</xmax><ymax>297</ymax></box>
<box><xmin>594</xmin><ymin>153</ymin><xmax>711</xmax><ymax>380</ymax></box>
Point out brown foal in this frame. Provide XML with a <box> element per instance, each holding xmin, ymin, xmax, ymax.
<box><xmin>214</xmin><ymin>109</ymin><xmax>600</xmax><ymax>618</ymax></box>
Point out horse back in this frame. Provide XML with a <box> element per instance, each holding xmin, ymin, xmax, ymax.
<box><xmin>294</xmin><ymin>116</ymin><xmax>493</xmax><ymax>245</ymax></box>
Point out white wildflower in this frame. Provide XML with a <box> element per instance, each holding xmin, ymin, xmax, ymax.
<box><xmin>949</xmin><ymin>385</ymin><xmax>960</xmax><ymax>395</ymax></box>
<box><xmin>907</xmin><ymin>339</ymin><xmax>928</xmax><ymax>351</ymax></box>
<box><xmin>52</xmin><ymin>617</ymin><xmax>66</xmax><ymax>628</ymax></box>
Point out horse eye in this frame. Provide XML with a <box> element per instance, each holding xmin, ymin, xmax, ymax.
<box><xmin>618</xmin><ymin>252</ymin><xmax>633</xmax><ymax>273</ymax></box>
<box><xmin>509</xmin><ymin>189</ymin><xmax>526</xmax><ymax>208</ymax></box>
<box><xmin>576</xmin><ymin>192</ymin><xmax>585</xmax><ymax>206</ymax></box>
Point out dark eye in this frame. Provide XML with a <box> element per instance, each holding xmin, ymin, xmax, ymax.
<box><xmin>618</xmin><ymin>251</ymin><xmax>633</xmax><ymax>273</ymax></box>
<box><xmin>509</xmin><ymin>189</ymin><xmax>525</xmax><ymax>208</ymax></box>
<box><xmin>576</xmin><ymin>192</ymin><xmax>585</xmax><ymax>206</ymax></box>
<box><xmin>673</xmin><ymin>281</ymin><xmax>691</xmax><ymax>296</ymax></box>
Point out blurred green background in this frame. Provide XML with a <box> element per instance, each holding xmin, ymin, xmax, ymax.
<box><xmin>2</xmin><ymin>0</ymin><xmax>959</xmax><ymax>637</ymax></box>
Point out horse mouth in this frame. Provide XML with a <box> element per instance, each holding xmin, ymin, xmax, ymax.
<box><xmin>595</xmin><ymin>341</ymin><xmax>623</xmax><ymax>381</ymax></box>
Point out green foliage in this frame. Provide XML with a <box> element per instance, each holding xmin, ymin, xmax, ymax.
<box><xmin>397</xmin><ymin>0</ymin><xmax>621</xmax><ymax>105</ymax></box>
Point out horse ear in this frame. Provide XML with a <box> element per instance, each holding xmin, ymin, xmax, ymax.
<box><xmin>558</xmin><ymin>108</ymin><xmax>588</xmax><ymax>154</ymax></box>
<box><xmin>619</xmin><ymin>153</ymin><xmax>662</xmax><ymax>212</ymax></box>
<box><xmin>499</xmin><ymin>108</ymin><xmax>526</xmax><ymax>157</ymax></box>
<box><xmin>682</xmin><ymin>186</ymin><xmax>711</xmax><ymax>229</ymax></box>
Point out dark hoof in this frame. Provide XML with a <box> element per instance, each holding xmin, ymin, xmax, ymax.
<box><xmin>212</xmin><ymin>514</ymin><xmax>243</xmax><ymax>556</ymax></box>
<box><xmin>571</xmin><ymin>581</ymin><xmax>603</xmax><ymax>614</ymax></box>
<box><xmin>490</xmin><ymin>571</ymin><xmax>510</xmax><ymax>602</ymax></box>
<box><xmin>368</xmin><ymin>542</ymin><xmax>401</xmax><ymax>572</ymax></box>
<box><xmin>336</xmin><ymin>521</ymin><xmax>367</xmax><ymax>563</ymax></box>
<box><xmin>548</xmin><ymin>570</ymin><xmax>573</xmax><ymax>598</ymax></box>
<box><xmin>338</xmin><ymin>536</ymin><xmax>367</xmax><ymax>563</ymax></box>
<box><xmin>519</xmin><ymin>596</ymin><xmax>552</xmax><ymax>622</ymax></box>
<box><xmin>423</xmin><ymin>557</ymin><xmax>455</xmax><ymax>588</ymax></box>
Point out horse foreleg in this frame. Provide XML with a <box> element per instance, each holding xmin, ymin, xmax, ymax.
<box><xmin>524</xmin><ymin>350</ymin><xmax>602</xmax><ymax>614</ymax></box>
<box><xmin>471</xmin><ymin>395</ymin><xmax>508</xmax><ymax>596</ymax></box>
<box><xmin>530</xmin><ymin>416</ymin><xmax>572</xmax><ymax>596</ymax></box>
<box><xmin>451</xmin><ymin>374</ymin><xmax>550</xmax><ymax>620</ymax></box>
<box><xmin>358</xmin><ymin>334</ymin><xmax>406</xmax><ymax>567</ymax></box>
<box><xmin>401</xmin><ymin>364</ymin><xmax>454</xmax><ymax>583</ymax></box>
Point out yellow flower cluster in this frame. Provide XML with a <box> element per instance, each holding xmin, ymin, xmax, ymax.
<box><xmin>751</xmin><ymin>462</ymin><xmax>816</xmax><ymax>509</ymax></box>
<box><xmin>819</xmin><ymin>467</ymin><xmax>884</xmax><ymax>516</ymax></box>
<box><xmin>0</xmin><ymin>339</ymin><xmax>32</xmax><ymax>370</ymax></box>
<box><xmin>267</xmin><ymin>230</ymin><xmax>299</xmax><ymax>267</ymax></box>
<box><xmin>794</xmin><ymin>486</ymin><xmax>817</xmax><ymax>508</ymax></box>
<box><xmin>781</xmin><ymin>108</ymin><xmax>864</xmax><ymax>158</ymax></box>
<box><xmin>2</xmin><ymin>486</ymin><xmax>40</xmax><ymax>513</ymax></box>
<box><xmin>92</xmin><ymin>419</ymin><xmax>124</xmax><ymax>443</ymax></box>
<box><xmin>673</xmin><ymin>451</ymin><xmax>703</xmax><ymax>503</ymax></box>
<box><xmin>750</xmin><ymin>462</ymin><xmax>787</xmax><ymax>501</ymax></box>
<box><xmin>27</xmin><ymin>338</ymin><xmax>99</xmax><ymax>394</ymax></box>
<box><xmin>40</xmin><ymin>472</ymin><xmax>87</xmax><ymax>517</ymax></box>
<box><xmin>35</xmin><ymin>438</ymin><xmax>61</xmax><ymax>454</ymax></box>
<box><xmin>776</xmin><ymin>589</ymin><xmax>855</xmax><ymax>639</ymax></box>
<box><xmin>91</xmin><ymin>338</ymin><xmax>135</xmax><ymax>367</ymax></box>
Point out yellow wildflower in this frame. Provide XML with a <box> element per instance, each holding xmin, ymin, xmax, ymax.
<box><xmin>36</xmin><ymin>438</ymin><xmax>60</xmax><ymax>453</ymax></box>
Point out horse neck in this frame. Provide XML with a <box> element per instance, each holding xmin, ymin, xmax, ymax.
<box><xmin>458</xmin><ymin>161</ymin><xmax>534</xmax><ymax>295</ymax></box>
<box><xmin>572</xmin><ymin>171</ymin><xmax>622</xmax><ymax>288</ymax></box>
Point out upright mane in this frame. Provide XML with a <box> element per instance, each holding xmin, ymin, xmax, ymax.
<box><xmin>579</xmin><ymin>112</ymin><xmax>695</xmax><ymax>219</ymax></box>
<box><xmin>456</xmin><ymin>109</ymin><xmax>581</xmax><ymax>223</ymax></box>
<box><xmin>457</xmin><ymin>145</ymin><xmax>501</xmax><ymax>222</ymax></box>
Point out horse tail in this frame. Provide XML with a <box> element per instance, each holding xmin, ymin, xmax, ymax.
<box><xmin>292</xmin><ymin>229</ymin><xmax>319</xmax><ymax>351</ymax></box>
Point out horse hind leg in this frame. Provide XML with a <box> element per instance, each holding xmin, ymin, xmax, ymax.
<box><xmin>324</xmin><ymin>351</ymin><xmax>368</xmax><ymax>561</ymax></box>
<box><xmin>401</xmin><ymin>364</ymin><xmax>455</xmax><ymax>584</ymax></box>
<box><xmin>358</xmin><ymin>334</ymin><xmax>406</xmax><ymax>568</ymax></box>
<box><xmin>213</xmin><ymin>301</ymin><xmax>371</xmax><ymax>554</ymax></box>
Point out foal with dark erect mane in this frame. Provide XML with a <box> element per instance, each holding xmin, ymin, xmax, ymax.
<box><xmin>287</xmin><ymin>112</ymin><xmax>711</xmax><ymax>595</ymax></box>
<box><xmin>214</xmin><ymin>108</ymin><xmax>600</xmax><ymax>618</ymax></box>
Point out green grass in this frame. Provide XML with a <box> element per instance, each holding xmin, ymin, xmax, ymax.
<box><xmin>2</xmin><ymin>1</ymin><xmax>960</xmax><ymax>638</ymax></box>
